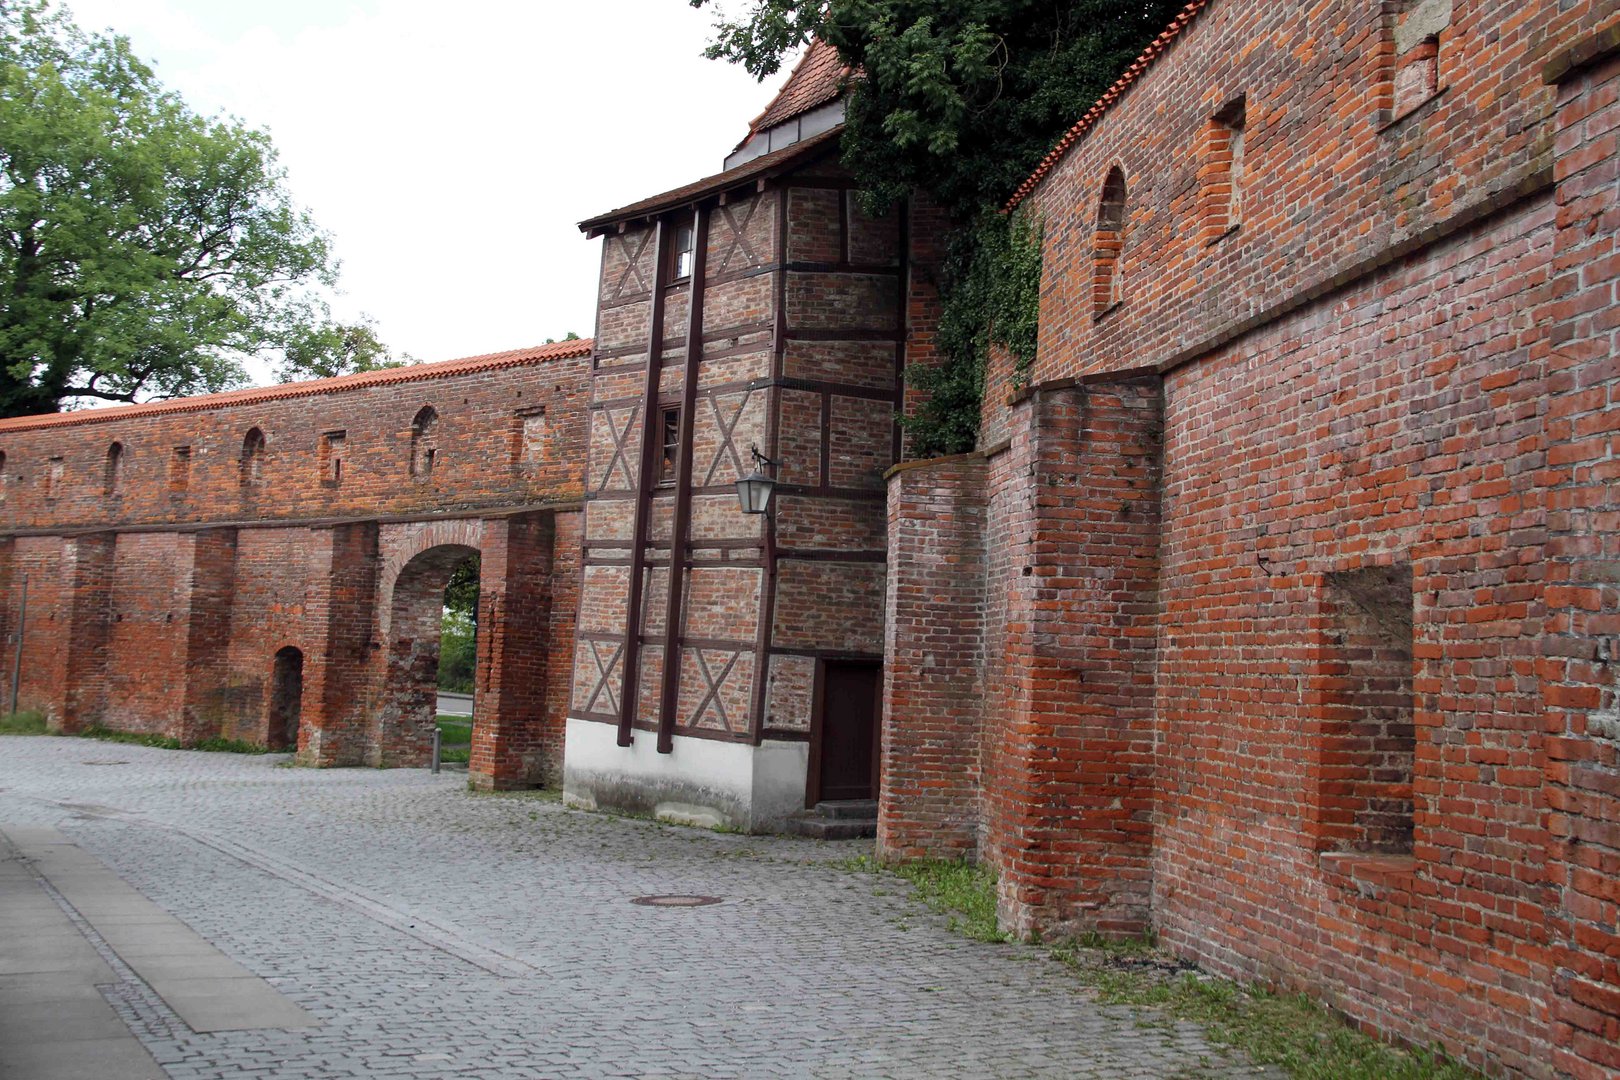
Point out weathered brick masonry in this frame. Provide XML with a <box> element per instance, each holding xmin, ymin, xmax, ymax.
<box><xmin>0</xmin><ymin>341</ymin><xmax>590</xmax><ymax>788</ymax></box>
<box><xmin>878</xmin><ymin>2</ymin><xmax>1620</xmax><ymax>1076</ymax></box>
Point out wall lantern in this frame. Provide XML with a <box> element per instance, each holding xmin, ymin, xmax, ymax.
<box><xmin>735</xmin><ymin>445</ymin><xmax>778</xmax><ymax>516</ymax></box>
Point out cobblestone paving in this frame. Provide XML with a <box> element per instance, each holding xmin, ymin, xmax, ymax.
<box><xmin>0</xmin><ymin>737</ymin><xmax>1278</xmax><ymax>1079</ymax></box>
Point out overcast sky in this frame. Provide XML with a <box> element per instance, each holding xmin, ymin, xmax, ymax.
<box><xmin>63</xmin><ymin>0</ymin><xmax>781</xmax><ymax>382</ymax></box>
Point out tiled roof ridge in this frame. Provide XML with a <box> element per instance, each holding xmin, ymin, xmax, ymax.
<box><xmin>1004</xmin><ymin>0</ymin><xmax>1213</xmax><ymax>212</ymax></box>
<box><xmin>740</xmin><ymin>39</ymin><xmax>852</xmax><ymax>146</ymax></box>
<box><xmin>0</xmin><ymin>338</ymin><xmax>594</xmax><ymax>434</ymax></box>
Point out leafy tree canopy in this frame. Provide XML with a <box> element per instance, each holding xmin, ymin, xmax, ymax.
<box><xmin>0</xmin><ymin>1</ymin><xmax>400</xmax><ymax>417</ymax></box>
<box><xmin>445</xmin><ymin>554</ymin><xmax>480</xmax><ymax>625</ymax></box>
<box><xmin>692</xmin><ymin>0</ymin><xmax>1181</xmax><ymax>454</ymax></box>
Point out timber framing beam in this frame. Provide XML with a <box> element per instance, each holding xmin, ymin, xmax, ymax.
<box><xmin>616</xmin><ymin>218</ymin><xmax>671</xmax><ymax>748</ymax></box>
<box><xmin>656</xmin><ymin>205</ymin><xmax>710</xmax><ymax>754</ymax></box>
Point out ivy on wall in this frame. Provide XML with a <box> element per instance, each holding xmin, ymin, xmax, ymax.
<box><xmin>693</xmin><ymin>0</ymin><xmax>1182</xmax><ymax>456</ymax></box>
<box><xmin>903</xmin><ymin>209</ymin><xmax>1043</xmax><ymax>457</ymax></box>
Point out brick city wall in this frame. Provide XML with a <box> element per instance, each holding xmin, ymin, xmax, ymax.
<box><xmin>878</xmin><ymin>2</ymin><xmax>1620</xmax><ymax>1076</ymax></box>
<box><xmin>0</xmin><ymin>342</ymin><xmax>591</xmax><ymax>788</ymax></box>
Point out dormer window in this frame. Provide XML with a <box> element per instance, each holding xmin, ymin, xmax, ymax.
<box><xmin>670</xmin><ymin>223</ymin><xmax>695</xmax><ymax>282</ymax></box>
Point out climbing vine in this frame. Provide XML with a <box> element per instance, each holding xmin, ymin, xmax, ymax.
<box><xmin>692</xmin><ymin>0</ymin><xmax>1182</xmax><ymax>455</ymax></box>
<box><xmin>903</xmin><ymin>209</ymin><xmax>1043</xmax><ymax>457</ymax></box>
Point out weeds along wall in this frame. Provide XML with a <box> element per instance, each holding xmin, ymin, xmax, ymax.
<box><xmin>878</xmin><ymin>1</ymin><xmax>1620</xmax><ymax>1077</ymax></box>
<box><xmin>0</xmin><ymin>340</ymin><xmax>591</xmax><ymax>789</ymax></box>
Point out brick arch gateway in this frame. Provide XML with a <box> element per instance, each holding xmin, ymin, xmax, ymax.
<box><xmin>375</xmin><ymin>541</ymin><xmax>479</xmax><ymax>768</ymax></box>
<box><xmin>0</xmin><ymin>340</ymin><xmax>590</xmax><ymax>788</ymax></box>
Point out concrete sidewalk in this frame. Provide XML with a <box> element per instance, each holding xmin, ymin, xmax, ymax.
<box><xmin>0</xmin><ymin>825</ymin><xmax>314</xmax><ymax>1080</ymax></box>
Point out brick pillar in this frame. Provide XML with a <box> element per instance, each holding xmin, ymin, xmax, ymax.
<box><xmin>300</xmin><ymin>522</ymin><xmax>378</xmax><ymax>766</ymax></box>
<box><xmin>879</xmin><ymin>454</ymin><xmax>987</xmax><ymax>859</ymax></box>
<box><xmin>177</xmin><ymin>528</ymin><xmax>238</xmax><ymax>745</ymax></box>
<box><xmin>543</xmin><ymin>510</ymin><xmax>582</xmax><ymax>780</ymax></box>
<box><xmin>469</xmin><ymin>511</ymin><xmax>556</xmax><ymax>790</ymax></box>
<box><xmin>983</xmin><ymin>378</ymin><xmax>1163</xmax><ymax>938</ymax></box>
<box><xmin>59</xmin><ymin>533</ymin><xmax>115</xmax><ymax>734</ymax></box>
<box><xmin>0</xmin><ymin>537</ymin><xmax>12</xmax><ymax>713</ymax></box>
<box><xmin>1542</xmin><ymin>38</ymin><xmax>1620</xmax><ymax>1080</ymax></box>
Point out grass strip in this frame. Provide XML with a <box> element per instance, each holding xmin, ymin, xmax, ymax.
<box><xmin>76</xmin><ymin>726</ymin><xmax>271</xmax><ymax>753</ymax></box>
<box><xmin>0</xmin><ymin>711</ymin><xmax>48</xmax><ymax>735</ymax></box>
<box><xmin>842</xmin><ymin>855</ymin><xmax>1482</xmax><ymax>1080</ymax></box>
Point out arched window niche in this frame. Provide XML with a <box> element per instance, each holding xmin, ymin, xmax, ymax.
<box><xmin>240</xmin><ymin>427</ymin><xmax>267</xmax><ymax>491</ymax></box>
<box><xmin>1092</xmin><ymin>166</ymin><xmax>1128</xmax><ymax>317</ymax></box>
<box><xmin>410</xmin><ymin>406</ymin><xmax>439</xmax><ymax>480</ymax></box>
<box><xmin>104</xmin><ymin>442</ymin><xmax>125</xmax><ymax>496</ymax></box>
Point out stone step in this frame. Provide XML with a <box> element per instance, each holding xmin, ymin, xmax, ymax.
<box><xmin>813</xmin><ymin>799</ymin><xmax>878</xmax><ymax>820</ymax></box>
<box><xmin>781</xmin><ymin>816</ymin><xmax>877</xmax><ymax>841</ymax></box>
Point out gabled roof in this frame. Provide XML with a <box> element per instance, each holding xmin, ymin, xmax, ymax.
<box><xmin>1005</xmin><ymin>0</ymin><xmax>1212</xmax><ymax>211</ymax></box>
<box><xmin>0</xmin><ymin>339</ymin><xmax>594</xmax><ymax>435</ymax></box>
<box><xmin>578</xmin><ymin>125</ymin><xmax>843</xmax><ymax>237</ymax></box>
<box><xmin>738</xmin><ymin>39</ymin><xmax>850</xmax><ymax>147</ymax></box>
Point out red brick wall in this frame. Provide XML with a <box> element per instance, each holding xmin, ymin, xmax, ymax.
<box><xmin>876</xmin><ymin>2</ymin><xmax>1620</xmax><ymax>1075</ymax></box>
<box><xmin>878</xmin><ymin>454</ymin><xmax>987</xmax><ymax>858</ymax></box>
<box><xmin>1152</xmin><ymin>198</ymin><xmax>1555</xmax><ymax>1076</ymax></box>
<box><xmin>1541</xmin><ymin>39</ymin><xmax>1620</xmax><ymax>1080</ymax></box>
<box><xmin>0</xmin><ymin>345</ymin><xmax>589</xmax><ymax>529</ymax></box>
<box><xmin>0</xmin><ymin>346</ymin><xmax>590</xmax><ymax>787</ymax></box>
<box><xmin>1000</xmin><ymin>0</ymin><xmax>1608</xmax><ymax>398</ymax></box>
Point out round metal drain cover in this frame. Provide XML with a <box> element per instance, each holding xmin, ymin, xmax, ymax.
<box><xmin>630</xmin><ymin>895</ymin><xmax>722</xmax><ymax>908</ymax></box>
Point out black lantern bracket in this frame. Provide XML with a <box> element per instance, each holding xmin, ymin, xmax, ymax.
<box><xmin>734</xmin><ymin>444</ymin><xmax>778</xmax><ymax>516</ymax></box>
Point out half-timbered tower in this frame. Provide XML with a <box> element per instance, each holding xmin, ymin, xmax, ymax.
<box><xmin>564</xmin><ymin>46</ymin><xmax>944</xmax><ymax>830</ymax></box>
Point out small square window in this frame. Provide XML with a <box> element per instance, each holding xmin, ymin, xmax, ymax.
<box><xmin>168</xmin><ymin>447</ymin><xmax>191</xmax><ymax>494</ymax></box>
<box><xmin>320</xmin><ymin>431</ymin><xmax>347</xmax><ymax>487</ymax></box>
<box><xmin>513</xmin><ymin>407</ymin><xmax>548</xmax><ymax>466</ymax></box>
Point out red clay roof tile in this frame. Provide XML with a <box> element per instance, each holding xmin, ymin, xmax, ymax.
<box><xmin>0</xmin><ymin>338</ymin><xmax>594</xmax><ymax>434</ymax></box>
<box><xmin>743</xmin><ymin>40</ymin><xmax>850</xmax><ymax>141</ymax></box>
<box><xmin>1005</xmin><ymin>1</ymin><xmax>1213</xmax><ymax>212</ymax></box>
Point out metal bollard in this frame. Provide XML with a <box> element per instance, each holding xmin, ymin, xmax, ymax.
<box><xmin>431</xmin><ymin>728</ymin><xmax>441</xmax><ymax>774</ymax></box>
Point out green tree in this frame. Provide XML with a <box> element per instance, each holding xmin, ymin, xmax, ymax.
<box><xmin>0</xmin><ymin>1</ymin><xmax>396</xmax><ymax>416</ymax></box>
<box><xmin>438</xmin><ymin>554</ymin><xmax>479</xmax><ymax>693</ymax></box>
<box><xmin>691</xmin><ymin>0</ymin><xmax>1180</xmax><ymax>453</ymax></box>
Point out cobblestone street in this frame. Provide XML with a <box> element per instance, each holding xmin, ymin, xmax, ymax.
<box><xmin>0</xmin><ymin>737</ymin><xmax>1271</xmax><ymax>1079</ymax></box>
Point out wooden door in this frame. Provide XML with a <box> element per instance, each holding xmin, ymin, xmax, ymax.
<box><xmin>810</xmin><ymin>660</ymin><xmax>881</xmax><ymax>804</ymax></box>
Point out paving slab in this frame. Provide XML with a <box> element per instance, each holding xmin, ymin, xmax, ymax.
<box><xmin>0</xmin><ymin>737</ymin><xmax>1282</xmax><ymax>1079</ymax></box>
<box><xmin>3</xmin><ymin>826</ymin><xmax>318</xmax><ymax>1037</ymax></box>
<box><xmin>0</xmin><ymin>833</ymin><xmax>165</xmax><ymax>1080</ymax></box>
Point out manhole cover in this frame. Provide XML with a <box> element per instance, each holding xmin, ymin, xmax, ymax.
<box><xmin>630</xmin><ymin>895</ymin><xmax>722</xmax><ymax>908</ymax></box>
<box><xmin>79</xmin><ymin>760</ymin><xmax>128</xmax><ymax>767</ymax></box>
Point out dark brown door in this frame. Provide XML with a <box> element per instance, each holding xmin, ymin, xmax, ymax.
<box><xmin>812</xmin><ymin>661</ymin><xmax>881</xmax><ymax>803</ymax></box>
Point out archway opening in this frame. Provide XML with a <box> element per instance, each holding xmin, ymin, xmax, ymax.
<box><xmin>435</xmin><ymin>553</ymin><xmax>479</xmax><ymax>762</ymax></box>
<box><xmin>268</xmin><ymin>646</ymin><xmax>304</xmax><ymax>751</ymax></box>
<box><xmin>379</xmin><ymin>544</ymin><xmax>479</xmax><ymax>766</ymax></box>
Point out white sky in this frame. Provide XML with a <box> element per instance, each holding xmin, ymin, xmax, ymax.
<box><xmin>63</xmin><ymin>0</ymin><xmax>781</xmax><ymax>383</ymax></box>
